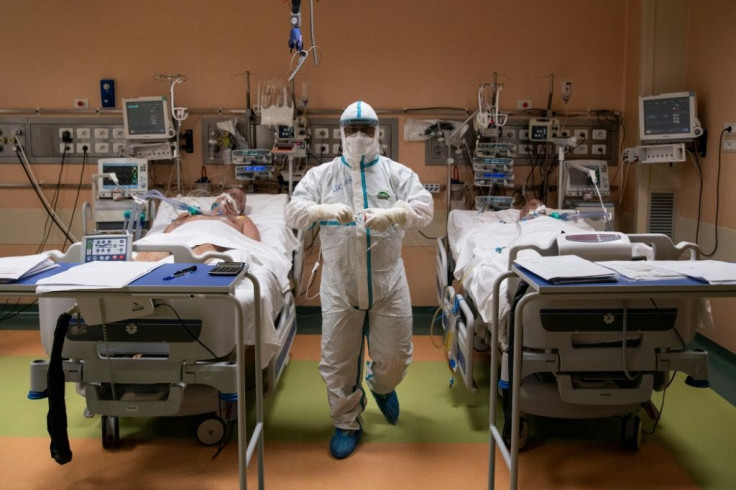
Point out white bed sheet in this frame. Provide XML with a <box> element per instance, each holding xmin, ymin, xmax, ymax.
<box><xmin>448</xmin><ymin>209</ymin><xmax>594</xmax><ymax>326</ymax></box>
<box><xmin>134</xmin><ymin>193</ymin><xmax>300</xmax><ymax>367</ymax></box>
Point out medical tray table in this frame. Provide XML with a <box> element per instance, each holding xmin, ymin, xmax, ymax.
<box><xmin>488</xmin><ymin>264</ymin><xmax>736</xmax><ymax>490</ymax></box>
<box><xmin>0</xmin><ymin>262</ymin><xmax>264</xmax><ymax>490</ymax></box>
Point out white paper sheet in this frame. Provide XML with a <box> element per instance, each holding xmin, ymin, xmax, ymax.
<box><xmin>0</xmin><ymin>253</ymin><xmax>58</xmax><ymax>282</ymax></box>
<box><xmin>36</xmin><ymin>261</ymin><xmax>162</xmax><ymax>292</ymax></box>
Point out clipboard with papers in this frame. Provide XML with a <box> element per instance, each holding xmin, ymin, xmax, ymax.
<box><xmin>0</xmin><ymin>254</ymin><xmax>59</xmax><ymax>283</ymax></box>
<box><xmin>514</xmin><ymin>254</ymin><xmax>618</xmax><ymax>284</ymax></box>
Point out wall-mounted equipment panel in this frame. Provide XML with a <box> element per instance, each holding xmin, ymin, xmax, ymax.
<box><xmin>28</xmin><ymin>116</ymin><xmax>125</xmax><ymax>163</ymax></box>
<box><xmin>0</xmin><ymin>118</ymin><xmax>29</xmax><ymax>162</ymax></box>
<box><xmin>425</xmin><ymin>115</ymin><xmax>620</xmax><ymax>167</ymax></box>
<box><xmin>201</xmin><ymin>116</ymin><xmax>400</xmax><ymax>165</ymax></box>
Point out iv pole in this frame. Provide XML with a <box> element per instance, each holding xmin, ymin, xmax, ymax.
<box><xmin>155</xmin><ymin>74</ymin><xmax>189</xmax><ymax>192</ymax></box>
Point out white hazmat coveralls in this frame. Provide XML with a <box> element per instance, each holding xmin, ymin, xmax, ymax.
<box><xmin>285</xmin><ymin>101</ymin><xmax>433</xmax><ymax>430</ymax></box>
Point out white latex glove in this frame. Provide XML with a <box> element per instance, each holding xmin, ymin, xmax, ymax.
<box><xmin>307</xmin><ymin>203</ymin><xmax>353</xmax><ymax>224</ymax></box>
<box><xmin>364</xmin><ymin>207</ymin><xmax>408</xmax><ymax>232</ymax></box>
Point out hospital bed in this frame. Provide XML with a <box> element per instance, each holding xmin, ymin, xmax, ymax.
<box><xmin>34</xmin><ymin>193</ymin><xmax>303</xmax><ymax>448</ymax></box>
<box><xmin>436</xmin><ymin>207</ymin><xmax>710</xmax><ymax>449</ymax></box>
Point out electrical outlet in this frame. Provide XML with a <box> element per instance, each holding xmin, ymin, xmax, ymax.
<box><xmin>112</xmin><ymin>127</ymin><xmax>126</xmax><ymax>139</ymax></box>
<box><xmin>332</xmin><ymin>143</ymin><xmax>340</xmax><ymax>155</ymax></box>
<box><xmin>113</xmin><ymin>142</ymin><xmax>126</xmax><ymax>154</ymax></box>
<box><xmin>560</xmin><ymin>129</ymin><xmax>571</xmax><ymax>137</ymax></box>
<box><xmin>76</xmin><ymin>128</ymin><xmax>91</xmax><ymax>139</ymax></box>
<box><xmin>76</xmin><ymin>143</ymin><xmax>90</xmax><ymax>154</ymax></box>
<box><xmin>315</xmin><ymin>143</ymin><xmax>329</xmax><ymax>154</ymax></box>
<box><xmin>59</xmin><ymin>143</ymin><xmax>73</xmax><ymax>153</ymax></box>
<box><xmin>314</xmin><ymin>127</ymin><xmax>329</xmax><ymax>139</ymax></box>
<box><xmin>423</xmin><ymin>183</ymin><xmax>441</xmax><ymax>193</ymax></box>
<box><xmin>574</xmin><ymin>129</ymin><xmax>588</xmax><ymax>141</ymax></box>
<box><xmin>592</xmin><ymin>129</ymin><xmax>607</xmax><ymax>140</ymax></box>
<box><xmin>502</xmin><ymin>129</ymin><xmax>516</xmax><ymax>140</ymax></box>
<box><xmin>722</xmin><ymin>123</ymin><xmax>736</xmax><ymax>152</ymax></box>
<box><xmin>592</xmin><ymin>144</ymin><xmax>606</xmax><ymax>155</ymax></box>
<box><xmin>59</xmin><ymin>128</ymin><xmax>73</xmax><ymax>141</ymax></box>
<box><xmin>332</xmin><ymin>128</ymin><xmax>341</xmax><ymax>139</ymax></box>
<box><xmin>95</xmin><ymin>142</ymin><xmax>110</xmax><ymax>154</ymax></box>
<box><xmin>573</xmin><ymin>144</ymin><xmax>588</xmax><ymax>155</ymax></box>
<box><xmin>94</xmin><ymin>127</ymin><xmax>109</xmax><ymax>139</ymax></box>
<box><xmin>561</xmin><ymin>80</ymin><xmax>572</xmax><ymax>101</ymax></box>
<box><xmin>518</xmin><ymin>129</ymin><xmax>529</xmax><ymax>141</ymax></box>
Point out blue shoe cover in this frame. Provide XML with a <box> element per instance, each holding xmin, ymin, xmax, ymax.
<box><xmin>372</xmin><ymin>390</ymin><xmax>399</xmax><ymax>424</ymax></box>
<box><xmin>329</xmin><ymin>428</ymin><xmax>362</xmax><ymax>459</ymax></box>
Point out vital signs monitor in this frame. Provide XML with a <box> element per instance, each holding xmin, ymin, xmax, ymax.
<box><xmin>639</xmin><ymin>92</ymin><xmax>702</xmax><ymax>142</ymax></box>
<box><xmin>123</xmin><ymin>96</ymin><xmax>176</xmax><ymax>140</ymax></box>
<box><xmin>97</xmin><ymin>158</ymin><xmax>149</xmax><ymax>198</ymax></box>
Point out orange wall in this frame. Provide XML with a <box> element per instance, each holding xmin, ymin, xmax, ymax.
<box><xmin>0</xmin><ymin>1</ymin><xmax>630</xmax><ymax>308</ymax></box>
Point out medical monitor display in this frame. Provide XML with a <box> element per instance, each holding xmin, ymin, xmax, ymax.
<box><xmin>565</xmin><ymin>160</ymin><xmax>610</xmax><ymax>197</ymax></box>
<box><xmin>123</xmin><ymin>96</ymin><xmax>176</xmax><ymax>140</ymax></box>
<box><xmin>639</xmin><ymin>92</ymin><xmax>701</xmax><ymax>141</ymax></box>
<box><xmin>98</xmin><ymin>158</ymin><xmax>148</xmax><ymax>198</ymax></box>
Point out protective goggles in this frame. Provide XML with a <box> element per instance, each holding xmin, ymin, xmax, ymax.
<box><xmin>343</xmin><ymin>124</ymin><xmax>377</xmax><ymax>137</ymax></box>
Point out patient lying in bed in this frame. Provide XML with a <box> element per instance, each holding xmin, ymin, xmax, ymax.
<box><xmin>136</xmin><ymin>188</ymin><xmax>261</xmax><ymax>261</ymax></box>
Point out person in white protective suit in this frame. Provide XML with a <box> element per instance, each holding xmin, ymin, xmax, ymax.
<box><xmin>285</xmin><ymin>101</ymin><xmax>433</xmax><ymax>459</ymax></box>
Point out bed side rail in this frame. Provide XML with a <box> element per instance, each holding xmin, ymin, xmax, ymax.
<box><xmin>506</xmin><ymin>236</ymin><xmax>558</xmax><ymax>270</ymax></box>
<box><xmin>628</xmin><ymin>233</ymin><xmax>700</xmax><ymax>260</ymax></box>
<box><xmin>133</xmin><ymin>243</ymin><xmax>233</xmax><ymax>263</ymax></box>
<box><xmin>436</xmin><ymin>237</ymin><xmax>451</xmax><ymax>306</ymax></box>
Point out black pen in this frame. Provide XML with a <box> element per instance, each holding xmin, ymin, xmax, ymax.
<box><xmin>163</xmin><ymin>265</ymin><xmax>197</xmax><ymax>280</ymax></box>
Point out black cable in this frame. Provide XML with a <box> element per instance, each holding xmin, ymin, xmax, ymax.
<box><xmin>38</xmin><ymin>147</ymin><xmax>67</xmax><ymax>253</ymax></box>
<box><xmin>417</xmin><ymin>229</ymin><xmax>442</xmax><ymax>240</ymax></box>
<box><xmin>702</xmin><ymin>129</ymin><xmax>726</xmax><ymax>257</ymax></box>
<box><xmin>155</xmin><ymin>303</ymin><xmax>218</xmax><ymax>358</ymax></box>
<box><xmin>642</xmin><ymin>371</ymin><xmax>676</xmax><ymax>436</ymax></box>
<box><xmin>0</xmin><ymin>298</ymin><xmax>38</xmax><ymax>323</ymax></box>
<box><xmin>64</xmin><ymin>148</ymin><xmax>87</xmax><ymax>251</ymax></box>
<box><xmin>648</xmin><ymin>298</ymin><xmax>686</xmax><ymax>350</ymax></box>
<box><xmin>693</xmin><ymin>144</ymin><xmax>705</xmax><ymax>246</ymax></box>
<box><xmin>15</xmin><ymin>150</ymin><xmax>75</xmax><ymax>243</ymax></box>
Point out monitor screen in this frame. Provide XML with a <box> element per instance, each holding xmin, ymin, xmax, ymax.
<box><xmin>98</xmin><ymin>158</ymin><xmax>148</xmax><ymax>197</ymax></box>
<box><xmin>123</xmin><ymin>96</ymin><xmax>175</xmax><ymax>140</ymax></box>
<box><xmin>101</xmin><ymin>163</ymin><xmax>138</xmax><ymax>189</ymax></box>
<box><xmin>564</xmin><ymin>160</ymin><xmax>610</xmax><ymax>197</ymax></box>
<box><xmin>639</xmin><ymin>92</ymin><xmax>700</xmax><ymax>141</ymax></box>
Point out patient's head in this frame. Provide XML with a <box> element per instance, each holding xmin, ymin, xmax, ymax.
<box><xmin>519</xmin><ymin>199</ymin><xmax>545</xmax><ymax>220</ymax></box>
<box><xmin>212</xmin><ymin>188</ymin><xmax>246</xmax><ymax>216</ymax></box>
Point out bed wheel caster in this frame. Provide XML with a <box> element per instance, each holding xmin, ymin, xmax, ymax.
<box><xmin>101</xmin><ymin>415</ymin><xmax>120</xmax><ymax>449</ymax></box>
<box><xmin>503</xmin><ymin>416</ymin><xmax>529</xmax><ymax>450</ymax></box>
<box><xmin>621</xmin><ymin>413</ymin><xmax>642</xmax><ymax>450</ymax></box>
<box><xmin>197</xmin><ymin>416</ymin><xmax>226</xmax><ymax>446</ymax></box>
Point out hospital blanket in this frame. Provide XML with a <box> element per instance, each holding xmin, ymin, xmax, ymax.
<box><xmin>448</xmin><ymin>209</ymin><xmax>594</xmax><ymax>327</ymax></box>
<box><xmin>132</xmin><ymin>194</ymin><xmax>300</xmax><ymax>368</ymax></box>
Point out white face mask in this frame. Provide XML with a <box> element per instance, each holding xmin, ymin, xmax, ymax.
<box><xmin>345</xmin><ymin>132</ymin><xmax>372</xmax><ymax>156</ymax></box>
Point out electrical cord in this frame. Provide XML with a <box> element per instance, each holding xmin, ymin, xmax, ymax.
<box><xmin>64</xmin><ymin>147</ymin><xmax>88</xmax><ymax>251</ymax></box>
<box><xmin>39</xmin><ymin>146</ymin><xmax>68</xmax><ymax>253</ymax></box>
<box><xmin>701</xmin><ymin>128</ymin><xmax>726</xmax><ymax>257</ymax></box>
<box><xmin>14</xmin><ymin>138</ymin><xmax>77</xmax><ymax>243</ymax></box>
<box><xmin>690</xmin><ymin>147</ymin><xmax>705</xmax><ymax>247</ymax></box>
<box><xmin>642</xmin><ymin>370</ymin><xmax>676</xmax><ymax>436</ymax></box>
<box><xmin>155</xmin><ymin>303</ymin><xmax>218</xmax><ymax>359</ymax></box>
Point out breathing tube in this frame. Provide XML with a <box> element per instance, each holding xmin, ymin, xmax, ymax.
<box><xmin>139</xmin><ymin>189</ymin><xmax>203</xmax><ymax>215</ymax></box>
